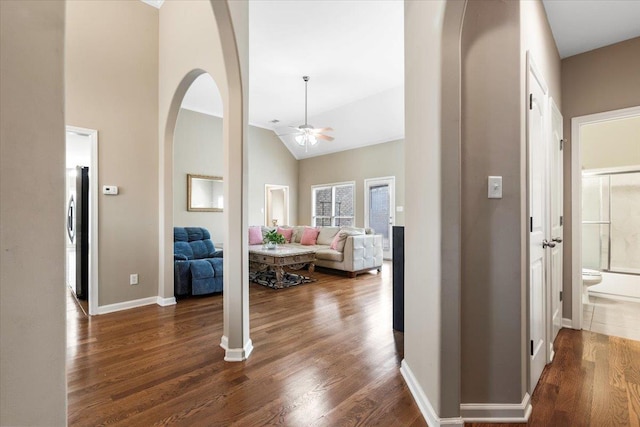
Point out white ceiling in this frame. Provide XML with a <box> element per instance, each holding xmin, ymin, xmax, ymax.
<box><xmin>180</xmin><ymin>0</ymin><xmax>404</xmax><ymax>160</ymax></box>
<box><xmin>169</xmin><ymin>0</ymin><xmax>640</xmax><ymax>159</ymax></box>
<box><xmin>542</xmin><ymin>0</ymin><xmax>640</xmax><ymax>59</ymax></box>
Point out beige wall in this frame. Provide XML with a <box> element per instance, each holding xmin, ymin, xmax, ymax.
<box><xmin>460</xmin><ymin>0</ymin><xmax>523</xmax><ymax>404</ymax></box>
<box><xmin>458</xmin><ymin>0</ymin><xmax>561</xmax><ymax>405</ymax></box>
<box><xmin>66</xmin><ymin>0</ymin><xmax>159</xmax><ymax>306</ymax></box>
<box><xmin>159</xmin><ymin>0</ymin><xmax>227</xmax><ymax>301</ymax></box>
<box><xmin>0</xmin><ymin>0</ymin><xmax>67</xmax><ymax>424</ymax></box>
<box><xmin>297</xmin><ymin>140</ymin><xmax>404</xmax><ymax>228</ymax></box>
<box><xmin>581</xmin><ymin>116</ymin><xmax>640</xmax><ymax>170</ymax></box>
<box><xmin>561</xmin><ymin>37</ymin><xmax>640</xmax><ymax>318</ymax></box>
<box><xmin>173</xmin><ymin>109</ymin><xmax>225</xmax><ymax>240</ymax></box>
<box><xmin>248</xmin><ymin>126</ymin><xmax>299</xmax><ymax>226</ymax></box>
<box><xmin>173</xmin><ymin>109</ymin><xmax>298</xmax><ymax>235</ymax></box>
<box><xmin>404</xmin><ymin>0</ymin><xmax>449</xmax><ymax>418</ymax></box>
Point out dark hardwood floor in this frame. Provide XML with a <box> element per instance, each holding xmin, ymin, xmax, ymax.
<box><xmin>68</xmin><ymin>264</ymin><xmax>640</xmax><ymax>426</ymax></box>
<box><xmin>467</xmin><ymin>328</ymin><xmax>640</xmax><ymax>427</ymax></box>
<box><xmin>67</xmin><ymin>263</ymin><xmax>426</xmax><ymax>426</ymax></box>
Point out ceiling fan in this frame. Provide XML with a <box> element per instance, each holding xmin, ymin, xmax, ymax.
<box><xmin>283</xmin><ymin>76</ymin><xmax>334</xmax><ymax>151</ymax></box>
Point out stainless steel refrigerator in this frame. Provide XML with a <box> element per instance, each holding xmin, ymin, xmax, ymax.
<box><xmin>67</xmin><ymin>166</ymin><xmax>89</xmax><ymax>300</ymax></box>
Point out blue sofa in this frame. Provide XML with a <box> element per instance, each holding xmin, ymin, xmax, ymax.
<box><xmin>174</xmin><ymin>227</ymin><xmax>223</xmax><ymax>297</ymax></box>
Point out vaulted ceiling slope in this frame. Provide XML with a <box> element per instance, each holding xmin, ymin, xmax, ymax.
<box><xmin>542</xmin><ymin>0</ymin><xmax>640</xmax><ymax>58</ymax></box>
<box><xmin>152</xmin><ymin>0</ymin><xmax>640</xmax><ymax>159</ymax></box>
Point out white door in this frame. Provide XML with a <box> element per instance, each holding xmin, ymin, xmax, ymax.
<box><xmin>548</xmin><ymin>99</ymin><xmax>564</xmax><ymax>361</ymax></box>
<box><xmin>364</xmin><ymin>177</ymin><xmax>395</xmax><ymax>259</ymax></box>
<box><xmin>528</xmin><ymin>56</ymin><xmax>548</xmax><ymax>394</ymax></box>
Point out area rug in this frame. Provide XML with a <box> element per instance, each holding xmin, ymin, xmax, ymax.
<box><xmin>249</xmin><ymin>270</ymin><xmax>316</xmax><ymax>289</ymax></box>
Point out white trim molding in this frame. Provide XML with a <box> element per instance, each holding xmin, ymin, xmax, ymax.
<box><xmin>96</xmin><ymin>296</ymin><xmax>158</xmax><ymax>315</ymax></box>
<box><xmin>94</xmin><ymin>296</ymin><xmax>176</xmax><ymax>315</ymax></box>
<box><xmin>460</xmin><ymin>393</ymin><xmax>532</xmax><ymax>423</ymax></box>
<box><xmin>400</xmin><ymin>360</ymin><xmax>464</xmax><ymax>427</ymax></box>
<box><xmin>220</xmin><ymin>336</ymin><xmax>254</xmax><ymax>362</ymax></box>
<box><xmin>66</xmin><ymin>126</ymin><xmax>99</xmax><ymax>316</ymax></box>
<box><xmin>562</xmin><ymin>318</ymin><xmax>573</xmax><ymax>329</ymax></box>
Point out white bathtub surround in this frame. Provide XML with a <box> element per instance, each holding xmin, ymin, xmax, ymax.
<box><xmin>583</xmin><ymin>296</ymin><xmax>640</xmax><ymax>341</ymax></box>
<box><xmin>588</xmin><ymin>272</ymin><xmax>640</xmax><ymax>303</ymax></box>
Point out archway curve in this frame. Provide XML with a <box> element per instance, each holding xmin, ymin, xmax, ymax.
<box><xmin>158</xmin><ymin>1</ymin><xmax>251</xmax><ymax>362</ymax></box>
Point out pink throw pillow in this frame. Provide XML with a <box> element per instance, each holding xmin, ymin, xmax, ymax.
<box><xmin>330</xmin><ymin>232</ymin><xmax>341</xmax><ymax>250</ymax></box>
<box><xmin>300</xmin><ymin>227</ymin><xmax>320</xmax><ymax>246</ymax></box>
<box><xmin>249</xmin><ymin>226</ymin><xmax>263</xmax><ymax>245</ymax></box>
<box><xmin>277</xmin><ymin>227</ymin><xmax>293</xmax><ymax>243</ymax></box>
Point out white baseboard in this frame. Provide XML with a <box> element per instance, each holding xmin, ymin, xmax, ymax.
<box><xmin>220</xmin><ymin>336</ymin><xmax>254</xmax><ymax>362</ymax></box>
<box><xmin>157</xmin><ymin>296</ymin><xmax>176</xmax><ymax>306</ymax></box>
<box><xmin>96</xmin><ymin>296</ymin><xmax>158</xmax><ymax>315</ymax></box>
<box><xmin>400</xmin><ymin>360</ymin><xmax>464</xmax><ymax>427</ymax></box>
<box><xmin>95</xmin><ymin>295</ymin><xmax>177</xmax><ymax>315</ymax></box>
<box><xmin>460</xmin><ymin>392</ymin><xmax>532</xmax><ymax>423</ymax></box>
<box><xmin>562</xmin><ymin>317</ymin><xmax>573</xmax><ymax>329</ymax></box>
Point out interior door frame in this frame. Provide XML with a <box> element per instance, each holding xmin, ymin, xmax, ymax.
<box><xmin>570</xmin><ymin>105</ymin><xmax>640</xmax><ymax>330</ymax></box>
<box><xmin>364</xmin><ymin>176</ymin><xmax>395</xmax><ymax>259</ymax></box>
<box><xmin>547</xmin><ymin>97</ymin><xmax>563</xmax><ymax>362</ymax></box>
<box><xmin>66</xmin><ymin>125</ymin><xmax>99</xmax><ymax>315</ymax></box>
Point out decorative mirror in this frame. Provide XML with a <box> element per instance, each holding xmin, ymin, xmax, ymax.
<box><xmin>187</xmin><ymin>174</ymin><xmax>223</xmax><ymax>212</ymax></box>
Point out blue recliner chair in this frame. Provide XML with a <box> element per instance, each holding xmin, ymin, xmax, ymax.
<box><xmin>174</xmin><ymin>227</ymin><xmax>223</xmax><ymax>297</ymax></box>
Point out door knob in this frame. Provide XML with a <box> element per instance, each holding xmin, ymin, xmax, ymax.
<box><xmin>552</xmin><ymin>237</ymin><xmax>562</xmax><ymax>243</ymax></box>
<box><xmin>542</xmin><ymin>239</ymin><xmax>556</xmax><ymax>249</ymax></box>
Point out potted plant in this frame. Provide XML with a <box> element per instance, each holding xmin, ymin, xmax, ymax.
<box><xmin>263</xmin><ymin>229</ymin><xmax>286</xmax><ymax>249</ymax></box>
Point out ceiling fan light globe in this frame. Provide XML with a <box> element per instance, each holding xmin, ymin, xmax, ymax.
<box><xmin>309</xmin><ymin>135</ymin><xmax>318</xmax><ymax>145</ymax></box>
<box><xmin>294</xmin><ymin>134</ymin><xmax>305</xmax><ymax>146</ymax></box>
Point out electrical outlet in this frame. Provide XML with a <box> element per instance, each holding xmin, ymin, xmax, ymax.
<box><xmin>130</xmin><ymin>274</ymin><xmax>139</xmax><ymax>285</ymax></box>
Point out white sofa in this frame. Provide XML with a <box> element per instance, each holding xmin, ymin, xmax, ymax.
<box><xmin>261</xmin><ymin>226</ymin><xmax>383</xmax><ymax>277</ymax></box>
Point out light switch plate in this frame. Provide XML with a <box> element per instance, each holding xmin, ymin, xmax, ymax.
<box><xmin>488</xmin><ymin>176</ymin><xmax>502</xmax><ymax>199</ymax></box>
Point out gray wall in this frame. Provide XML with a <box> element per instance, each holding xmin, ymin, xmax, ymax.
<box><xmin>0</xmin><ymin>1</ymin><xmax>67</xmax><ymax>424</ymax></box>
<box><xmin>173</xmin><ymin>108</ymin><xmax>225</xmax><ymax>241</ymax></box>
<box><xmin>66</xmin><ymin>0</ymin><xmax>159</xmax><ymax>306</ymax></box>
<box><xmin>561</xmin><ymin>37</ymin><xmax>640</xmax><ymax>318</ymax></box>
<box><xmin>297</xmin><ymin>139</ymin><xmax>405</xmax><ymax>228</ymax></box>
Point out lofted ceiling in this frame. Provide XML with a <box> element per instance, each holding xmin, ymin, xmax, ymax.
<box><xmin>542</xmin><ymin>0</ymin><xmax>640</xmax><ymax>59</ymax></box>
<box><xmin>152</xmin><ymin>0</ymin><xmax>640</xmax><ymax>159</ymax></box>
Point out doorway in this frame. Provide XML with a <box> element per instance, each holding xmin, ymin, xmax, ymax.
<box><xmin>265</xmin><ymin>184</ymin><xmax>289</xmax><ymax>227</ymax></box>
<box><xmin>570</xmin><ymin>105</ymin><xmax>640</xmax><ymax>337</ymax></box>
<box><xmin>364</xmin><ymin>177</ymin><xmax>395</xmax><ymax>260</ymax></box>
<box><xmin>65</xmin><ymin>126</ymin><xmax>98</xmax><ymax>315</ymax></box>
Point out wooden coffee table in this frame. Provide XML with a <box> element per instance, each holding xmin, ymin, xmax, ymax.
<box><xmin>248</xmin><ymin>245</ymin><xmax>316</xmax><ymax>288</ymax></box>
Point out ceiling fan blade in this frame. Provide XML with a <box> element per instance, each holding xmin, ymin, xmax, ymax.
<box><xmin>315</xmin><ymin>127</ymin><xmax>334</xmax><ymax>133</ymax></box>
<box><xmin>316</xmin><ymin>134</ymin><xmax>334</xmax><ymax>142</ymax></box>
<box><xmin>276</xmin><ymin>131</ymin><xmax>301</xmax><ymax>137</ymax></box>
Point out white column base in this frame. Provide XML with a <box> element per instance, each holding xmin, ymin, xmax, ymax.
<box><xmin>220</xmin><ymin>336</ymin><xmax>253</xmax><ymax>362</ymax></box>
<box><xmin>460</xmin><ymin>392</ymin><xmax>532</xmax><ymax>423</ymax></box>
<box><xmin>157</xmin><ymin>296</ymin><xmax>176</xmax><ymax>306</ymax></box>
